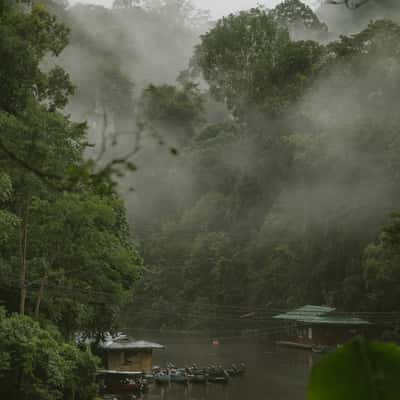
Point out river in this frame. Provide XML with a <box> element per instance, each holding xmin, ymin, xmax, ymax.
<box><xmin>134</xmin><ymin>334</ymin><xmax>317</xmax><ymax>400</ymax></box>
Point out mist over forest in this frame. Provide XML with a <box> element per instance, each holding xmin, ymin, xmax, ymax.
<box><xmin>46</xmin><ymin>0</ymin><xmax>400</xmax><ymax>331</ymax></box>
<box><xmin>3</xmin><ymin>0</ymin><xmax>400</xmax><ymax>337</ymax></box>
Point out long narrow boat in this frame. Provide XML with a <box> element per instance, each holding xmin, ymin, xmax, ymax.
<box><xmin>154</xmin><ymin>372</ymin><xmax>171</xmax><ymax>384</ymax></box>
<box><xmin>144</xmin><ymin>373</ymin><xmax>155</xmax><ymax>384</ymax></box>
<box><xmin>170</xmin><ymin>369</ymin><xmax>189</xmax><ymax>384</ymax></box>
<box><xmin>207</xmin><ymin>368</ymin><xmax>229</xmax><ymax>384</ymax></box>
<box><xmin>226</xmin><ymin>363</ymin><xmax>246</xmax><ymax>377</ymax></box>
<box><xmin>311</xmin><ymin>345</ymin><xmax>335</xmax><ymax>354</ymax></box>
<box><xmin>188</xmin><ymin>372</ymin><xmax>208</xmax><ymax>384</ymax></box>
<box><xmin>208</xmin><ymin>374</ymin><xmax>229</xmax><ymax>384</ymax></box>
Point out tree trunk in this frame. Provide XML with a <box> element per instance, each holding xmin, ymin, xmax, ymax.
<box><xmin>34</xmin><ymin>250</ymin><xmax>59</xmax><ymax>318</ymax></box>
<box><xmin>19</xmin><ymin>195</ymin><xmax>30</xmax><ymax>315</ymax></box>
<box><xmin>34</xmin><ymin>273</ymin><xmax>48</xmax><ymax>318</ymax></box>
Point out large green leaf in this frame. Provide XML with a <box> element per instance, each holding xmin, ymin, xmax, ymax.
<box><xmin>308</xmin><ymin>338</ymin><xmax>400</xmax><ymax>400</ymax></box>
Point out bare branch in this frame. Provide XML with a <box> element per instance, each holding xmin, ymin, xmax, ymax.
<box><xmin>95</xmin><ymin>104</ymin><xmax>109</xmax><ymax>163</ymax></box>
<box><xmin>95</xmin><ymin>128</ymin><xmax>142</xmax><ymax>176</ymax></box>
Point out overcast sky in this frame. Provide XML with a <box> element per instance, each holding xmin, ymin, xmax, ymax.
<box><xmin>69</xmin><ymin>0</ymin><xmax>318</xmax><ymax>18</ymax></box>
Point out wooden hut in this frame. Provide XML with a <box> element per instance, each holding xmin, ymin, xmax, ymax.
<box><xmin>274</xmin><ymin>305</ymin><xmax>371</xmax><ymax>348</ymax></box>
<box><xmin>100</xmin><ymin>335</ymin><xmax>164</xmax><ymax>372</ymax></box>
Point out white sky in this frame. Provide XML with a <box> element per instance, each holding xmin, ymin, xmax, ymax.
<box><xmin>68</xmin><ymin>0</ymin><xmax>318</xmax><ymax>18</ymax></box>
<box><xmin>192</xmin><ymin>0</ymin><xmax>286</xmax><ymax>17</ymax></box>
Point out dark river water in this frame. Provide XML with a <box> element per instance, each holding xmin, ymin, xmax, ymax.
<box><xmin>135</xmin><ymin>335</ymin><xmax>317</xmax><ymax>400</ymax></box>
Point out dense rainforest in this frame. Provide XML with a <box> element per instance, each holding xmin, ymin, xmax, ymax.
<box><xmin>4</xmin><ymin>0</ymin><xmax>399</xmax><ymax>332</ymax></box>
<box><xmin>116</xmin><ymin>0</ymin><xmax>400</xmax><ymax>332</ymax></box>
<box><xmin>0</xmin><ymin>0</ymin><xmax>143</xmax><ymax>398</ymax></box>
<box><xmin>2</xmin><ymin>0</ymin><xmax>400</xmax><ymax>397</ymax></box>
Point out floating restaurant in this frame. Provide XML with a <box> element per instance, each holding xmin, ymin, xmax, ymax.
<box><xmin>273</xmin><ymin>305</ymin><xmax>371</xmax><ymax>349</ymax></box>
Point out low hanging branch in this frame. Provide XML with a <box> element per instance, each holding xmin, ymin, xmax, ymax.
<box><xmin>0</xmin><ymin>139</ymin><xmax>63</xmax><ymax>183</ymax></box>
<box><xmin>0</xmin><ymin>139</ymin><xmax>65</xmax><ymax>191</ymax></box>
<box><xmin>0</xmin><ymin>126</ymin><xmax>141</xmax><ymax>192</ymax></box>
<box><xmin>95</xmin><ymin>104</ymin><xmax>109</xmax><ymax>163</ymax></box>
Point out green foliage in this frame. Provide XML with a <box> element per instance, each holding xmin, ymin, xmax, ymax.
<box><xmin>0</xmin><ymin>171</ymin><xmax>18</xmax><ymax>245</ymax></box>
<box><xmin>271</xmin><ymin>0</ymin><xmax>328</xmax><ymax>33</ymax></box>
<box><xmin>0</xmin><ymin>312</ymin><xmax>98</xmax><ymax>400</ymax></box>
<box><xmin>0</xmin><ymin>5</ymin><xmax>143</xmax><ymax>397</ymax></box>
<box><xmin>0</xmin><ymin>0</ymin><xmax>142</xmax><ymax>338</ymax></box>
<box><xmin>308</xmin><ymin>338</ymin><xmax>400</xmax><ymax>400</ymax></box>
<box><xmin>0</xmin><ymin>209</ymin><xmax>19</xmax><ymax>246</ymax></box>
<box><xmin>0</xmin><ymin>1</ymin><xmax>73</xmax><ymax>113</ymax></box>
<box><xmin>128</xmin><ymin>3</ymin><xmax>400</xmax><ymax>330</ymax></box>
<box><xmin>363</xmin><ymin>213</ymin><xmax>400</xmax><ymax>311</ymax></box>
<box><xmin>21</xmin><ymin>193</ymin><xmax>142</xmax><ymax>336</ymax></box>
<box><xmin>141</xmin><ymin>83</ymin><xmax>204</xmax><ymax>138</ymax></box>
<box><xmin>0</xmin><ymin>102</ymin><xmax>86</xmax><ymax>184</ymax></box>
<box><xmin>0</xmin><ymin>171</ymin><xmax>12</xmax><ymax>201</ymax></box>
<box><xmin>194</xmin><ymin>7</ymin><xmax>324</xmax><ymax>114</ymax></box>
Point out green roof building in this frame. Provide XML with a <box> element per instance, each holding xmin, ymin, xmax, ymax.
<box><xmin>273</xmin><ymin>305</ymin><xmax>371</xmax><ymax>349</ymax></box>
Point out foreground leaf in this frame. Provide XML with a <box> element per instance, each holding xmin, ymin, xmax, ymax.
<box><xmin>308</xmin><ymin>338</ymin><xmax>400</xmax><ymax>400</ymax></box>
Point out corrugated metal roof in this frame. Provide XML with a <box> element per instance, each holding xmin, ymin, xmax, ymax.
<box><xmin>273</xmin><ymin>305</ymin><xmax>370</xmax><ymax>325</ymax></box>
<box><xmin>101</xmin><ymin>338</ymin><xmax>165</xmax><ymax>351</ymax></box>
<box><xmin>308</xmin><ymin>316</ymin><xmax>370</xmax><ymax>325</ymax></box>
<box><xmin>96</xmin><ymin>369</ymin><xmax>144</xmax><ymax>376</ymax></box>
<box><xmin>273</xmin><ymin>305</ymin><xmax>335</xmax><ymax>320</ymax></box>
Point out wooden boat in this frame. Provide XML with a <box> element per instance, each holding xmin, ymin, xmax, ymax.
<box><xmin>188</xmin><ymin>371</ymin><xmax>208</xmax><ymax>383</ymax></box>
<box><xmin>170</xmin><ymin>369</ymin><xmax>188</xmax><ymax>384</ymax></box>
<box><xmin>207</xmin><ymin>367</ymin><xmax>229</xmax><ymax>384</ymax></box>
<box><xmin>154</xmin><ymin>372</ymin><xmax>170</xmax><ymax>384</ymax></box>
<box><xmin>226</xmin><ymin>363</ymin><xmax>246</xmax><ymax>377</ymax></box>
<box><xmin>97</xmin><ymin>370</ymin><xmax>146</xmax><ymax>394</ymax></box>
<box><xmin>208</xmin><ymin>374</ymin><xmax>229</xmax><ymax>384</ymax></box>
<box><xmin>143</xmin><ymin>373</ymin><xmax>155</xmax><ymax>384</ymax></box>
<box><xmin>104</xmin><ymin>382</ymin><xmax>140</xmax><ymax>393</ymax></box>
<box><xmin>312</xmin><ymin>345</ymin><xmax>335</xmax><ymax>354</ymax></box>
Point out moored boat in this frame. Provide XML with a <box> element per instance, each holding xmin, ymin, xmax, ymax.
<box><xmin>143</xmin><ymin>373</ymin><xmax>155</xmax><ymax>384</ymax></box>
<box><xmin>207</xmin><ymin>366</ymin><xmax>229</xmax><ymax>384</ymax></box>
<box><xmin>97</xmin><ymin>370</ymin><xmax>147</xmax><ymax>395</ymax></box>
<box><xmin>207</xmin><ymin>374</ymin><xmax>229</xmax><ymax>384</ymax></box>
<box><xmin>226</xmin><ymin>363</ymin><xmax>246</xmax><ymax>377</ymax></box>
<box><xmin>170</xmin><ymin>368</ymin><xmax>188</xmax><ymax>384</ymax></box>
<box><xmin>154</xmin><ymin>371</ymin><xmax>170</xmax><ymax>384</ymax></box>
<box><xmin>188</xmin><ymin>371</ymin><xmax>208</xmax><ymax>384</ymax></box>
<box><xmin>312</xmin><ymin>345</ymin><xmax>335</xmax><ymax>354</ymax></box>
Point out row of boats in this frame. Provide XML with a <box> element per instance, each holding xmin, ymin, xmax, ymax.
<box><xmin>98</xmin><ymin>363</ymin><xmax>246</xmax><ymax>398</ymax></box>
<box><xmin>148</xmin><ymin>363</ymin><xmax>246</xmax><ymax>385</ymax></box>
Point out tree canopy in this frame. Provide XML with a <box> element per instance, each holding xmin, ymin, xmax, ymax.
<box><xmin>0</xmin><ymin>0</ymin><xmax>142</xmax><ymax>336</ymax></box>
<box><xmin>122</xmin><ymin>1</ymin><xmax>400</xmax><ymax>333</ymax></box>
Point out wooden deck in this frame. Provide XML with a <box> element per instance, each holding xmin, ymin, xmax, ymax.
<box><xmin>275</xmin><ymin>341</ymin><xmax>313</xmax><ymax>350</ymax></box>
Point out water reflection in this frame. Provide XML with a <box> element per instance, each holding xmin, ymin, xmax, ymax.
<box><xmin>134</xmin><ymin>335</ymin><xmax>316</xmax><ymax>400</ymax></box>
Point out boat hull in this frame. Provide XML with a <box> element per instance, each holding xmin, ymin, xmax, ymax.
<box><xmin>208</xmin><ymin>376</ymin><xmax>229</xmax><ymax>384</ymax></box>
<box><xmin>155</xmin><ymin>375</ymin><xmax>171</xmax><ymax>384</ymax></box>
<box><xmin>189</xmin><ymin>374</ymin><xmax>208</xmax><ymax>384</ymax></box>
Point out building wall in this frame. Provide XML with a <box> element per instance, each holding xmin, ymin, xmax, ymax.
<box><xmin>284</xmin><ymin>324</ymin><xmax>368</xmax><ymax>346</ymax></box>
<box><xmin>312</xmin><ymin>325</ymin><xmax>366</xmax><ymax>346</ymax></box>
<box><xmin>107</xmin><ymin>349</ymin><xmax>153</xmax><ymax>372</ymax></box>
